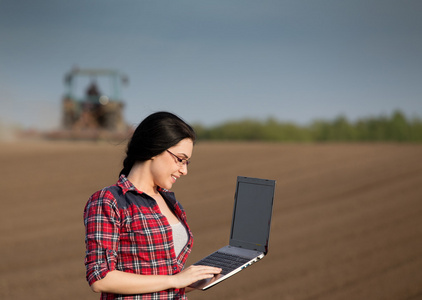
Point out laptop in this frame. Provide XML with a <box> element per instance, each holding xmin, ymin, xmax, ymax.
<box><xmin>189</xmin><ymin>176</ymin><xmax>276</xmax><ymax>290</ymax></box>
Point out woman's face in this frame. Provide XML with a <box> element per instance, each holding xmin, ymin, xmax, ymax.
<box><xmin>150</xmin><ymin>138</ymin><xmax>194</xmax><ymax>190</ymax></box>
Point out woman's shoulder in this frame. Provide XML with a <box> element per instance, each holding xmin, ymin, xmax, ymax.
<box><xmin>86</xmin><ymin>185</ymin><xmax>120</xmax><ymax>209</ymax></box>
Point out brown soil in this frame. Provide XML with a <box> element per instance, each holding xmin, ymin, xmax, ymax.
<box><xmin>1</xmin><ymin>141</ymin><xmax>421</xmax><ymax>300</ymax></box>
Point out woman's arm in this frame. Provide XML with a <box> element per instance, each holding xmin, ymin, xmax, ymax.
<box><xmin>91</xmin><ymin>265</ymin><xmax>221</xmax><ymax>294</ymax></box>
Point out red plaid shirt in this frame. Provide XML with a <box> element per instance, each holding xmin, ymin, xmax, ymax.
<box><xmin>84</xmin><ymin>175</ymin><xmax>194</xmax><ymax>300</ymax></box>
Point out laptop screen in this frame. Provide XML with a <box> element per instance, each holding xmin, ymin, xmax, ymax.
<box><xmin>229</xmin><ymin>177</ymin><xmax>275</xmax><ymax>253</ymax></box>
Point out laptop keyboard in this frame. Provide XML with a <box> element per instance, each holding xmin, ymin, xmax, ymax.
<box><xmin>194</xmin><ymin>251</ymin><xmax>251</xmax><ymax>275</ymax></box>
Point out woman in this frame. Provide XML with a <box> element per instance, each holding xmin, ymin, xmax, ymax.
<box><xmin>84</xmin><ymin>111</ymin><xmax>221</xmax><ymax>299</ymax></box>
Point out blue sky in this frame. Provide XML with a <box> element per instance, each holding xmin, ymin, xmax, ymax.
<box><xmin>1</xmin><ymin>0</ymin><xmax>421</xmax><ymax>129</ymax></box>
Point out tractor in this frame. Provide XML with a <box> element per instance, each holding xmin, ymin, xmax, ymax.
<box><xmin>47</xmin><ymin>67</ymin><xmax>132</xmax><ymax>140</ymax></box>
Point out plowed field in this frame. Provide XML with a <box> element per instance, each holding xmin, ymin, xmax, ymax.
<box><xmin>1</xmin><ymin>141</ymin><xmax>421</xmax><ymax>300</ymax></box>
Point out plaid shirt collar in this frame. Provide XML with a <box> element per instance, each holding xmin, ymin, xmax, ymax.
<box><xmin>116</xmin><ymin>174</ymin><xmax>187</xmax><ymax>229</ymax></box>
<box><xmin>117</xmin><ymin>174</ymin><xmax>172</xmax><ymax>195</ymax></box>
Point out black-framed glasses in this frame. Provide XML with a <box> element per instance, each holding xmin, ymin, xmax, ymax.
<box><xmin>166</xmin><ymin>150</ymin><xmax>190</xmax><ymax>166</ymax></box>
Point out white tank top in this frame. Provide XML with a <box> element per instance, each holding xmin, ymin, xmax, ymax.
<box><xmin>171</xmin><ymin>222</ymin><xmax>189</xmax><ymax>257</ymax></box>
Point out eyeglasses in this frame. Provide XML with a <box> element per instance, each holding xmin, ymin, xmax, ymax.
<box><xmin>166</xmin><ymin>150</ymin><xmax>191</xmax><ymax>166</ymax></box>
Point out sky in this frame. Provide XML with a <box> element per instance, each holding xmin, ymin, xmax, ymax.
<box><xmin>1</xmin><ymin>0</ymin><xmax>421</xmax><ymax>130</ymax></box>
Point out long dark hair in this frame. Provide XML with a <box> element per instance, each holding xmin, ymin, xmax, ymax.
<box><xmin>119</xmin><ymin>111</ymin><xmax>196</xmax><ymax>177</ymax></box>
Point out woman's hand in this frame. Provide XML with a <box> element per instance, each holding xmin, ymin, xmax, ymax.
<box><xmin>170</xmin><ymin>265</ymin><xmax>222</xmax><ymax>289</ymax></box>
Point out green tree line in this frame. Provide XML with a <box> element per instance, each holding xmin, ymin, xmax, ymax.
<box><xmin>193</xmin><ymin>110</ymin><xmax>422</xmax><ymax>142</ymax></box>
